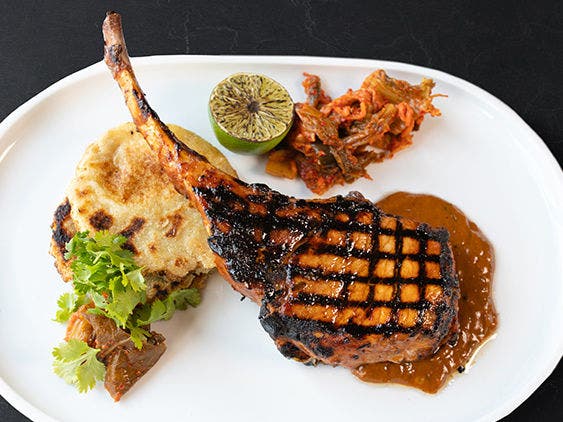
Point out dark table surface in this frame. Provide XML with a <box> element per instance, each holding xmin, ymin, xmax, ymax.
<box><xmin>1</xmin><ymin>1</ymin><xmax>561</xmax><ymax>421</ymax></box>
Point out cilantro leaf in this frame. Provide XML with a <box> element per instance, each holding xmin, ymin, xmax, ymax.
<box><xmin>65</xmin><ymin>231</ymin><xmax>146</xmax><ymax>296</ymax></box>
<box><xmin>134</xmin><ymin>298</ymin><xmax>173</xmax><ymax>326</ymax></box>
<box><xmin>127</xmin><ymin>324</ymin><xmax>151</xmax><ymax>349</ymax></box>
<box><xmin>134</xmin><ymin>288</ymin><xmax>200</xmax><ymax>326</ymax></box>
<box><xmin>52</xmin><ymin>339</ymin><xmax>105</xmax><ymax>393</ymax></box>
<box><xmin>169</xmin><ymin>288</ymin><xmax>201</xmax><ymax>310</ymax></box>
<box><xmin>123</xmin><ymin>268</ymin><xmax>145</xmax><ymax>292</ymax></box>
<box><xmin>53</xmin><ymin>292</ymin><xmax>86</xmax><ymax>323</ymax></box>
<box><xmin>102</xmin><ymin>285</ymin><xmax>145</xmax><ymax>328</ymax></box>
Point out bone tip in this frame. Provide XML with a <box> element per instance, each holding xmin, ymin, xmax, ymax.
<box><xmin>103</xmin><ymin>11</ymin><xmax>121</xmax><ymax>32</ymax></box>
<box><xmin>106</xmin><ymin>10</ymin><xmax>120</xmax><ymax>19</ymax></box>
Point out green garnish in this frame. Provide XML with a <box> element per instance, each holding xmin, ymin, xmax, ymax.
<box><xmin>52</xmin><ymin>339</ymin><xmax>106</xmax><ymax>393</ymax></box>
<box><xmin>53</xmin><ymin>231</ymin><xmax>201</xmax><ymax>391</ymax></box>
<box><xmin>57</xmin><ymin>230</ymin><xmax>201</xmax><ymax>346</ymax></box>
<box><xmin>134</xmin><ymin>288</ymin><xmax>201</xmax><ymax>326</ymax></box>
<box><xmin>53</xmin><ymin>292</ymin><xmax>86</xmax><ymax>323</ymax></box>
<box><xmin>65</xmin><ymin>230</ymin><xmax>146</xmax><ymax>299</ymax></box>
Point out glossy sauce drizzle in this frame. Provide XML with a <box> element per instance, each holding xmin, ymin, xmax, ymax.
<box><xmin>353</xmin><ymin>192</ymin><xmax>497</xmax><ymax>393</ymax></box>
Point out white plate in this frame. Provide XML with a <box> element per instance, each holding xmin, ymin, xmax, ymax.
<box><xmin>0</xmin><ymin>56</ymin><xmax>562</xmax><ymax>422</ymax></box>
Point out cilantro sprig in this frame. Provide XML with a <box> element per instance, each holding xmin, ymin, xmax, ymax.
<box><xmin>53</xmin><ymin>231</ymin><xmax>201</xmax><ymax>392</ymax></box>
<box><xmin>60</xmin><ymin>231</ymin><xmax>149</xmax><ymax>345</ymax></box>
<box><xmin>65</xmin><ymin>230</ymin><xmax>147</xmax><ymax>300</ymax></box>
<box><xmin>53</xmin><ymin>339</ymin><xmax>106</xmax><ymax>393</ymax></box>
<box><xmin>53</xmin><ymin>292</ymin><xmax>87</xmax><ymax>323</ymax></box>
<box><xmin>134</xmin><ymin>288</ymin><xmax>201</xmax><ymax>326</ymax></box>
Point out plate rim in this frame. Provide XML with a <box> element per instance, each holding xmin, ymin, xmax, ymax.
<box><xmin>1</xmin><ymin>54</ymin><xmax>562</xmax><ymax>422</ymax></box>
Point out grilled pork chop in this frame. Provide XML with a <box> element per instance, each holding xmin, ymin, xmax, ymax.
<box><xmin>102</xmin><ymin>12</ymin><xmax>459</xmax><ymax>367</ymax></box>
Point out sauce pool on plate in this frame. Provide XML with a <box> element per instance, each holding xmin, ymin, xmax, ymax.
<box><xmin>353</xmin><ymin>192</ymin><xmax>497</xmax><ymax>393</ymax></box>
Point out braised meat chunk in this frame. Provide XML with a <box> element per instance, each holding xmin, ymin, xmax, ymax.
<box><xmin>66</xmin><ymin>305</ymin><xmax>166</xmax><ymax>401</ymax></box>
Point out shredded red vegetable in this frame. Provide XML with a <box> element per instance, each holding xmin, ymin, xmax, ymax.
<box><xmin>266</xmin><ymin>70</ymin><xmax>442</xmax><ymax>194</ymax></box>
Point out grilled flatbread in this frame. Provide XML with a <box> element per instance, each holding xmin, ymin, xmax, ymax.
<box><xmin>50</xmin><ymin>122</ymin><xmax>236</xmax><ymax>299</ymax></box>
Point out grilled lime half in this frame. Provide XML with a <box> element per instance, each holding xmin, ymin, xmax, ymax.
<box><xmin>209</xmin><ymin>73</ymin><xmax>294</xmax><ymax>155</ymax></box>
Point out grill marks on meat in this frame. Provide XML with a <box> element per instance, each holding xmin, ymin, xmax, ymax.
<box><xmin>102</xmin><ymin>12</ymin><xmax>460</xmax><ymax>368</ymax></box>
<box><xmin>194</xmin><ymin>178</ymin><xmax>458</xmax><ymax>365</ymax></box>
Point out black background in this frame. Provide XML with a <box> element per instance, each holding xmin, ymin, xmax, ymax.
<box><xmin>0</xmin><ymin>1</ymin><xmax>561</xmax><ymax>421</ymax></box>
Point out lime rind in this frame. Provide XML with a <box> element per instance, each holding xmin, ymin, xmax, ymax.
<box><xmin>209</xmin><ymin>73</ymin><xmax>294</xmax><ymax>154</ymax></box>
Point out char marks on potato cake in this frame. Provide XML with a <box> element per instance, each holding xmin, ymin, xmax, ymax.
<box><xmin>50</xmin><ymin>122</ymin><xmax>236</xmax><ymax>299</ymax></box>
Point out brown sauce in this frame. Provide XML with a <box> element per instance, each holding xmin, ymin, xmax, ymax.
<box><xmin>353</xmin><ymin>192</ymin><xmax>497</xmax><ymax>393</ymax></box>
